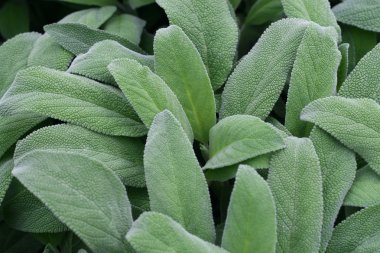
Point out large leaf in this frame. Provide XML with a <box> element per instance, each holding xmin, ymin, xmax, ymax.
<box><xmin>0</xmin><ymin>67</ymin><xmax>146</xmax><ymax>137</ymax></box>
<box><xmin>14</xmin><ymin>124</ymin><xmax>145</xmax><ymax>187</ymax></box>
<box><xmin>285</xmin><ymin>24</ymin><xmax>340</xmax><ymax>137</ymax></box>
<box><xmin>127</xmin><ymin>212</ymin><xmax>227</xmax><ymax>253</ymax></box>
<box><xmin>69</xmin><ymin>40</ymin><xmax>154</xmax><ymax>85</ymax></box>
<box><xmin>222</xmin><ymin>165</ymin><xmax>276</xmax><ymax>253</ymax></box>
<box><xmin>143</xmin><ymin>110</ymin><xmax>215</xmax><ymax>242</ymax></box>
<box><xmin>301</xmin><ymin>96</ymin><xmax>380</xmax><ymax>175</ymax></box>
<box><xmin>108</xmin><ymin>58</ymin><xmax>193</xmax><ymax>141</ymax></box>
<box><xmin>13</xmin><ymin>151</ymin><xmax>133</xmax><ymax>253</ymax></box>
<box><xmin>205</xmin><ymin>115</ymin><xmax>285</xmax><ymax>169</ymax></box>
<box><xmin>44</xmin><ymin>23</ymin><xmax>144</xmax><ymax>55</ymax></box>
<box><xmin>326</xmin><ymin>204</ymin><xmax>380</xmax><ymax>252</ymax></box>
<box><xmin>268</xmin><ymin>137</ymin><xmax>323</xmax><ymax>253</ymax></box>
<box><xmin>221</xmin><ymin>18</ymin><xmax>311</xmax><ymax>119</ymax></box>
<box><xmin>103</xmin><ymin>14</ymin><xmax>146</xmax><ymax>44</ymax></box>
<box><xmin>0</xmin><ymin>2</ymin><xmax>29</xmax><ymax>39</ymax></box>
<box><xmin>245</xmin><ymin>0</ymin><xmax>283</xmax><ymax>25</ymax></box>
<box><xmin>154</xmin><ymin>25</ymin><xmax>216</xmax><ymax>143</ymax></box>
<box><xmin>339</xmin><ymin>43</ymin><xmax>380</xmax><ymax>103</ymax></box>
<box><xmin>344</xmin><ymin>166</ymin><xmax>380</xmax><ymax>208</ymax></box>
<box><xmin>310</xmin><ymin>127</ymin><xmax>356</xmax><ymax>252</ymax></box>
<box><xmin>0</xmin><ymin>154</ymin><xmax>12</xmax><ymax>205</ymax></box>
<box><xmin>156</xmin><ymin>0</ymin><xmax>238</xmax><ymax>90</ymax></box>
<box><xmin>333</xmin><ymin>0</ymin><xmax>380</xmax><ymax>33</ymax></box>
<box><xmin>0</xmin><ymin>222</ymin><xmax>42</xmax><ymax>253</ymax></box>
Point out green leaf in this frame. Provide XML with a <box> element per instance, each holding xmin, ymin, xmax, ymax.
<box><xmin>245</xmin><ymin>0</ymin><xmax>283</xmax><ymax>25</ymax></box>
<box><xmin>301</xmin><ymin>97</ymin><xmax>380</xmax><ymax>175</ymax></box>
<box><xmin>221</xmin><ymin>165</ymin><xmax>276</xmax><ymax>253</ymax></box>
<box><xmin>229</xmin><ymin>0</ymin><xmax>242</xmax><ymax>9</ymax></box>
<box><xmin>59</xmin><ymin>0</ymin><xmax>118</xmax><ymax>6</ymax></box>
<box><xmin>0</xmin><ymin>2</ymin><xmax>29</xmax><ymax>39</ymax></box>
<box><xmin>0</xmin><ymin>222</ymin><xmax>42</xmax><ymax>253</ymax></box>
<box><xmin>69</xmin><ymin>40</ymin><xmax>154</xmax><ymax>85</ymax></box>
<box><xmin>310</xmin><ymin>127</ymin><xmax>356</xmax><ymax>252</ymax></box>
<box><xmin>326</xmin><ymin>204</ymin><xmax>380</xmax><ymax>253</ymax></box>
<box><xmin>13</xmin><ymin>151</ymin><xmax>133</xmax><ymax>253</ymax></box>
<box><xmin>108</xmin><ymin>58</ymin><xmax>193</xmax><ymax>141</ymax></box>
<box><xmin>59</xmin><ymin>6</ymin><xmax>116</xmax><ymax>28</ymax></box>
<box><xmin>0</xmin><ymin>154</ymin><xmax>12</xmax><ymax>205</ymax></box>
<box><xmin>0</xmin><ymin>66</ymin><xmax>146</xmax><ymax>137</ymax></box>
<box><xmin>344</xmin><ymin>166</ymin><xmax>380</xmax><ymax>208</ymax></box>
<box><xmin>103</xmin><ymin>14</ymin><xmax>146</xmax><ymax>45</ymax></box>
<box><xmin>156</xmin><ymin>0</ymin><xmax>238</xmax><ymax>90</ymax></box>
<box><xmin>221</xmin><ymin>18</ymin><xmax>311</xmax><ymax>119</ymax></box>
<box><xmin>339</xmin><ymin>43</ymin><xmax>380</xmax><ymax>103</ymax></box>
<box><xmin>285</xmin><ymin>24</ymin><xmax>340</xmax><ymax>137</ymax></box>
<box><xmin>337</xmin><ymin>43</ymin><xmax>349</xmax><ymax>89</ymax></box>
<box><xmin>205</xmin><ymin>115</ymin><xmax>285</xmax><ymax>169</ymax></box>
<box><xmin>44</xmin><ymin>23</ymin><xmax>144</xmax><ymax>55</ymax></box>
<box><xmin>268</xmin><ymin>137</ymin><xmax>323</xmax><ymax>253</ymax></box>
<box><xmin>154</xmin><ymin>25</ymin><xmax>216</xmax><ymax>143</ymax></box>
<box><xmin>144</xmin><ymin>110</ymin><xmax>215</xmax><ymax>242</ymax></box>
<box><xmin>127</xmin><ymin>0</ymin><xmax>155</xmax><ymax>9</ymax></box>
<box><xmin>333</xmin><ymin>0</ymin><xmax>380</xmax><ymax>33</ymax></box>
<box><xmin>127</xmin><ymin>212</ymin><xmax>227</xmax><ymax>253</ymax></box>
<box><xmin>281</xmin><ymin>0</ymin><xmax>341</xmax><ymax>39</ymax></box>
<box><xmin>14</xmin><ymin>124</ymin><xmax>145</xmax><ymax>187</ymax></box>
<box><xmin>126</xmin><ymin>187</ymin><xmax>150</xmax><ymax>219</ymax></box>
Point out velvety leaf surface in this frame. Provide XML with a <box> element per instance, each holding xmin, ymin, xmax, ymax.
<box><xmin>268</xmin><ymin>137</ymin><xmax>323</xmax><ymax>253</ymax></box>
<box><xmin>143</xmin><ymin>111</ymin><xmax>214</xmax><ymax>242</ymax></box>
<box><xmin>154</xmin><ymin>25</ymin><xmax>216</xmax><ymax>143</ymax></box>
<box><xmin>0</xmin><ymin>154</ymin><xmax>12</xmax><ymax>205</ymax></box>
<box><xmin>222</xmin><ymin>165</ymin><xmax>276</xmax><ymax>253</ymax></box>
<box><xmin>103</xmin><ymin>14</ymin><xmax>146</xmax><ymax>44</ymax></box>
<box><xmin>59</xmin><ymin>6</ymin><xmax>116</xmax><ymax>27</ymax></box>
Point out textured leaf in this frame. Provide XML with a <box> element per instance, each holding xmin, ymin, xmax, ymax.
<box><xmin>246</xmin><ymin>0</ymin><xmax>283</xmax><ymax>25</ymax></box>
<box><xmin>0</xmin><ymin>154</ymin><xmax>12</xmax><ymax>205</ymax></box>
<box><xmin>154</xmin><ymin>25</ymin><xmax>216</xmax><ymax>143</ymax></box>
<box><xmin>103</xmin><ymin>14</ymin><xmax>146</xmax><ymax>44</ymax></box>
<box><xmin>69</xmin><ymin>40</ymin><xmax>154</xmax><ymax>85</ymax></box>
<box><xmin>301</xmin><ymin>97</ymin><xmax>380</xmax><ymax>175</ymax></box>
<box><xmin>285</xmin><ymin>24</ymin><xmax>340</xmax><ymax>137</ymax></box>
<box><xmin>59</xmin><ymin>6</ymin><xmax>116</xmax><ymax>27</ymax></box>
<box><xmin>310</xmin><ymin>127</ymin><xmax>356</xmax><ymax>252</ymax></box>
<box><xmin>144</xmin><ymin>110</ymin><xmax>214</xmax><ymax>242</ymax></box>
<box><xmin>0</xmin><ymin>222</ymin><xmax>42</xmax><ymax>253</ymax></box>
<box><xmin>45</xmin><ymin>23</ymin><xmax>144</xmax><ymax>55</ymax></box>
<box><xmin>0</xmin><ymin>2</ymin><xmax>29</xmax><ymax>39</ymax></box>
<box><xmin>222</xmin><ymin>165</ymin><xmax>276</xmax><ymax>253</ymax></box>
<box><xmin>14</xmin><ymin>124</ymin><xmax>145</xmax><ymax>187</ymax></box>
<box><xmin>13</xmin><ymin>151</ymin><xmax>133</xmax><ymax>253</ymax></box>
<box><xmin>59</xmin><ymin>0</ymin><xmax>117</xmax><ymax>6</ymax></box>
<box><xmin>333</xmin><ymin>0</ymin><xmax>380</xmax><ymax>33</ymax></box>
<box><xmin>268</xmin><ymin>137</ymin><xmax>323</xmax><ymax>253</ymax></box>
<box><xmin>222</xmin><ymin>18</ymin><xmax>311</xmax><ymax>119</ymax></box>
<box><xmin>0</xmin><ymin>67</ymin><xmax>146</xmax><ymax>137</ymax></box>
<box><xmin>344</xmin><ymin>166</ymin><xmax>380</xmax><ymax>208</ymax></box>
<box><xmin>127</xmin><ymin>212</ymin><xmax>227</xmax><ymax>253</ymax></box>
<box><xmin>108</xmin><ymin>58</ymin><xmax>193</xmax><ymax>141</ymax></box>
<box><xmin>156</xmin><ymin>0</ymin><xmax>238</xmax><ymax>90</ymax></box>
<box><xmin>326</xmin><ymin>204</ymin><xmax>380</xmax><ymax>253</ymax></box>
<box><xmin>205</xmin><ymin>115</ymin><xmax>285</xmax><ymax>169</ymax></box>
<box><xmin>337</xmin><ymin>43</ymin><xmax>349</xmax><ymax>88</ymax></box>
<box><xmin>339</xmin><ymin>43</ymin><xmax>380</xmax><ymax>103</ymax></box>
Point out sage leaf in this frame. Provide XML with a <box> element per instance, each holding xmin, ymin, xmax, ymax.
<box><xmin>337</xmin><ymin>43</ymin><xmax>349</xmax><ymax>88</ymax></box>
<box><xmin>0</xmin><ymin>2</ymin><xmax>29</xmax><ymax>39</ymax></box>
<box><xmin>144</xmin><ymin>110</ymin><xmax>215</xmax><ymax>242</ymax></box>
<box><xmin>59</xmin><ymin>0</ymin><xmax>118</xmax><ymax>6</ymax></box>
<box><xmin>0</xmin><ymin>154</ymin><xmax>12</xmax><ymax>205</ymax></box>
<box><xmin>103</xmin><ymin>14</ymin><xmax>146</xmax><ymax>44</ymax></box>
<box><xmin>0</xmin><ymin>222</ymin><xmax>42</xmax><ymax>253</ymax></box>
<box><xmin>59</xmin><ymin>6</ymin><xmax>116</xmax><ymax>28</ymax></box>
<box><xmin>246</xmin><ymin>0</ymin><xmax>283</xmax><ymax>25</ymax></box>
<box><xmin>128</xmin><ymin>0</ymin><xmax>155</xmax><ymax>9</ymax></box>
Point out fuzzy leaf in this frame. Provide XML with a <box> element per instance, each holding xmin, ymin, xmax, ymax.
<box><xmin>337</xmin><ymin>43</ymin><xmax>349</xmax><ymax>88</ymax></box>
<box><xmin>127</xmin><ymin>212</ymin><xmax>227</xmax><ymax>253</ymax></box>
<box><xmin>268</xmin><ymin>137</ymin><xmax>323</xmax><ymax>253</ymax></box>
<box><xmin>301</xmin><ymin>96</ymin><xmax>380</xmax><ymax>175</ymax></box>
<box><xmin>0</xmin><ymin>154</ymin><xmax>12</xmax><ymax>205</ymax></box>
<box><xmin>144</xmin><ymin>110</ymin><xmax>215</xmax><ymax>242</ymax></box>
<box><xmin>13</xmin><ymin>151</ymin><xmax>133</xmax><ymax>253</ymax></box>
<box><xmin>108</xmin><ymin>58</ymin><xmax>193</xmax><ymax>141</ymax></box>
<box><xmin>205</xmin><ymin>115</ymin><xmax>285</xmax><ymax>169</ymax></box>
<box><xmin>103</xmin><ymin>14</ymin><xmax>146</xmax><ymax>44</ymax></box>
<box><xmin>222</xmin><ymin>165</ymin><xmax>276</xmax><ymax>253</ymax></box>
<box><xmin>156</xmin><ymin>0</ymin><xmax>238</xmax><ymax>90</ymax></box>
<box><xmin>246</xmin><ymin>0</ymin><xmax>283</xmax><ymax>25</ymax></box>
<box><xmin>154</xmin><ymin>25</ymin><xmax>216</xmax><ymax>143</ymax></box>
<box><xmin>59</xmin><ymin>6</ymin><xmax>116</xmax><ymax>27</ymax></box>
<box><xmin>0</xmin><ymin>67</ymin><xmax>146</xmax><ymax>137</ymax></box>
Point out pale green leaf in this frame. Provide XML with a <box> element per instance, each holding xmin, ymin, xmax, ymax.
<box><xmin>13</xmin><ymin>151</ymin><xmax>133</xmax><ymax>253</ymax></box>
<box><xmin>59</xmin><ymin>6</ymin><xmax>116</xmax><ymax>28</ymax></box>
<box><xmin>205</xmin><ymin>115</ymin><xmax>285</xmax><ymax>169</ymax></box>
<box><xmin>0</xmin><ymin>66</ymin><xmax>146</xmax><ymax>137</ymax></box>
<box><xmin>0</xmin><ymin>2</ymin><xmax>29</xmax><ymax>39</ymax></box>
<box><xmin>246</xmin><ymin>0</ymin><xmax>283</xmax><ymax>25</ymax></box>
<box><xmin>103</xmin><ymin>14</ymin><xmax>146</xmax><ymax>44</ymax></box>
<box><xmin>108</xmin><ymin>58</ymin><xmax>193</xmax><ymax>141</ymax></box>
<box><xmin>144</xmin><ymin>110</ymin><xmax>214</xmax><ymax>242</ymax></box>
<box><xmin>59</xmin><ymin>0</ymin><xmax>118</xmax><ymax>6</ymax></box>
<box><xmin>222</xmin><ymin>165</ymin><xmax>276</xmax><ymax>253</ymax></box>
<box><xmin>156</xmin><ymin>0</ymin><xmax>238</xmax><ymax>90</ymax></box>
<box><xmin>268</xmin><ymin>137</ymin><xmax>323</xmax><ymax>253</ymax></box>
<box><xmin>127</xmin><ymin>212</ymin><xmax>227</xmax><ymax>253</ymax></box>
<box><xmin>301</xmin><ymin>97</ymin><xmax>380</xmax><ymax>175</ymax></box>
<box><xmin>154</xmin><ymin>25</ymin><xmax>216</xmax><ymax>143</ymax></box>
<box><xmin>0</xmin><ymin>154</ymin><xmax>12</xmax><ymax>205</ymax></box>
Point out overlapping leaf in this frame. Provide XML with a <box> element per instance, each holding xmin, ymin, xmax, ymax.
<box><xmin>0</xmin><ymin>154</ymin><xmax>12</xmax><ymax>205</ymax></box>
<box><xmin>103</xmin><ymin>14</ymin><xmax>146</xmax><ymax>44</ymax></box>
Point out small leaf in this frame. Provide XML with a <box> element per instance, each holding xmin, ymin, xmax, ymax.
<box><xmin>0</xmin><ymin>2</ymin><xmax>29</xmax><ymax>39</ymax></box>
<box><xmin>127</xmin><ymin>213</ymin><xmax>227</xmax><ymax>253</ymax></box>
<box><xmin>108</xmin><ymin>58</ymin><xmax>193</xmax><ymax>141</ymax></box>
<box><xmin>144</xmin><ymin>110</ymin><xmax>215</xmax><ymax>242</ymax></box>
<box><xmin>58</xmin><ymin>6</ymin><xmax>116</xmax><ymax>28</ymax></box>
<box><xmin>246</xmin><ymin>0</ymin><xmax>283</xmax><ymax>25</ymax></box>
<box><xmin>268</xmin><ymin>137</ymin><xmax>323</xmax><ymax>253</ymax></box>
<box><xmin>154</xmin><ymin>25</ymin><xmax>216</xmax><ymax>143</ymax></box>
<box><xmin>103</xmin><ymin>14</ymin><xmax>146</xmax><ymax>44</ymax></box>
<box><xmin>222</xmin><ymin>165</ymin><xmax>277</xmax><ymax>253</ymax></box>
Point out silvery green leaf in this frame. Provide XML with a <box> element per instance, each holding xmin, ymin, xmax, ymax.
<box><xmin>59</xmin><ymin>6</ymin><xmax>116</xmax><ymax>27</ymax></box>
<box><xmin>103</xmin><ymin>14</ymin><xmax>146</xmax><ymax>44</ymax></box>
